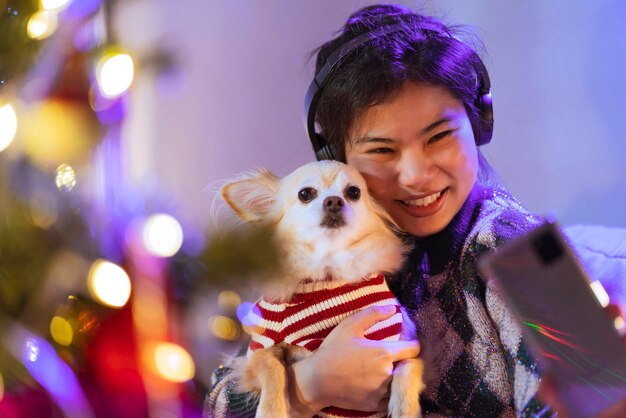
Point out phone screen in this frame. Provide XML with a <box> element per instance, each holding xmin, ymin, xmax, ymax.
<box><xmin>479</xmin><ymin>221</ymin><xmax>626</xmax><ymax>418</ymax></box>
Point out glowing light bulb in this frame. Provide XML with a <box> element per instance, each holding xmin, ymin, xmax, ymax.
<box><xmin>209</xmin><ymin>315</ymin><xmax>240</xmax><ymax>341</ymax></box>
<box><xmin>142</xmin><ymin>214</ymin><xmax>184</xmax><ymax>257</ymax></box>
<box><xmin>27</xmin><ymin>10</ymin><xmax>58</xmax><ymax>40</ymax></box>
<box><xmin>153</xmin><ymin>342</ymin><xmax>195</xmax><ymax>382</ymax></box>
<box><xmin>0</xmin><ymin>103</ymin><xmax>17</xmax><ymax>152</ymax></box>
<box><xmin>218</xmin><ymin>290</ymin><xmax>241</xmax><ymax>310</ymax></box>
<box><xmin>55</xmin><ymin>163</ymin><xmax>76</xmax><ymax>191</ymax></box>
<box><xmin>41</xmin><ymin>0</ymin><xmax>71</xmax><ymax>11</ymax></box>
<box><xmin>50</xmin><ymin>316</ymin><xmax>73</xmax><ymax>346</ymax></box>
<box><xmin>96</xmin><ymin>53</ymin><xmax>134</xmax><ymax>98</ymax></box>
<box><xmin>88</xmin><ymin>259</ymin><xmax>132</xmax><ymax>308</ymax></box>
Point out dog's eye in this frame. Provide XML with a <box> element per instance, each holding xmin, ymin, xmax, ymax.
<box><xmin>345</xmin><ymin>186</ymin><xmax>361</xmax><ymax>201</ymax></box>
<box><xmin>298</xmin><ymin>187</ymin><xmax>317</xmax><ymax>203</ymax></box>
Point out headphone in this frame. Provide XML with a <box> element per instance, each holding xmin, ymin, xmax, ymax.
<box><xmin>304</xmin><ymin>22</ymin><xmax>494</xmax><ymax>161</ymax></box>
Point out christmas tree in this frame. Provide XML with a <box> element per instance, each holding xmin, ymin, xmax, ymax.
<box><xmin>0</xmin><ymin>1</ymin><xmax>279</xmax><ymax>416</ymax></box>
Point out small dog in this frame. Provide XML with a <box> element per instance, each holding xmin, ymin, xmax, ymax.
<box><xmin>220</xmin><ymin>160</ymin><xmax>424</xmax><ymax>418</ymax></box>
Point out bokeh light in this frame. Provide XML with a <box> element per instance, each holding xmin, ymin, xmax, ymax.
<box><xmin>24</xmin><ymin>338</ymin><xmax>40</xmax><ymax>362</ymax></box>
<box><xmin>218</xmin><ymin>290</ymin><xmax>241</xmax><ymax>311</ymax></box>
<box><xmin>20</xmin><ymin>99</ymin><xmax>100</xmax><ymax>168</ymax></box>
<box><xmin>142</xmin><ymin>214</ymin><xmax>184</xmax><ymax>257</ymax></box>
<box><xmin>41</xmin><ymin>0</ymin><xmax>72</xmax><ymax>11</ymax></box>
<box><xmin>15</xmin><ymin>332</ymin><xmax>93</xmax><ymax>416</ymax></box>
<box><xmin>55</xmin><ymin>163</ymin><xmax>76</xmax><ymax>191</ymax></box>
<box><xmin>27</xmin><ymin>10</ymin><xmax>58</xmax><ymax>40</ymax></box>
<box><xmin>96</xmin><ymin>53</ymin><xmax>134</xmax><ymax>98</ymax></box>
<box><xmin>153</xmin><ymin>342</ymin><xmax>195</xmax><ymax>382</ymax></box>
<box><xmin>0</xmin><ymin>103</ymin><xmax>17</xmax><ymax>152</ymax></box>
<box><xmin>87</xmin><ymin>259</ymin><xmax>132</xmax><ymax>308</ymax></box>
<box><xmin>28</xmin><ymin>190</ymin><xmax>59</xmax><ymax>228</ymax></box>
<box><xmin>209</xmin><ymin>315</ymin><xmax>240</xmax><ymax>341</ymax></box>
<box><xmin>50</xmin><ymin>316</ymin><xmax>73</xmax><ymax>346</ymax></box>
<box><xmin>236</xmin><ymin>301</ymin><xmax>254</xmax><ymax>323</ymax></box>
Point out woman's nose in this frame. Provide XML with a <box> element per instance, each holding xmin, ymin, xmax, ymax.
<box><xmin>397</xmin><ymin>148</ymin><xmax>435</xmax><ymax>188</ymax></box>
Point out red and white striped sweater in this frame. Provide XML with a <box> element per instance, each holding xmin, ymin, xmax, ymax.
<box><xmin>245</xmin><ymin>273</ymin><xmax>402</xmax><ymax>418</ymax></box>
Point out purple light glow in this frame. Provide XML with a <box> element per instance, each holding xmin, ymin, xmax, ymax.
<box><xmin>237</xmin><ymin>302</ymin><xmax>255</xmax><ymax>325</ymax></box>
<box><xmin>93</xmin><ymin>93</ymin><xmax>129</xmax><ymax>125</ymax></box>
<box><xmin>63</xmin><ymin>0</ymin><xmax>103</xmax><ymax>19</ymax></box>
<box><xmin>8</xmin><ymin>326</ymin><xmax>94</xmax><ymax>418</ymax></box>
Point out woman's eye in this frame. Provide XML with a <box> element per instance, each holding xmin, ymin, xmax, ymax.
<box><xmin>430</xmin><ymin>130</ymin><xmax>453</xmax><ymax>143</ymax></box>
<box><xmin>298</xmin><ymin>187</ymin><xmax>317</xmax><ymax>203</ymax></box>
<box><xmin>345</xmin><ymin>186</ymin><xmax>361</xmax><ymax>201</ymax></box>
<box><xmin>366</xmin><ymin>147</ymin><xmax>393</xmax><ymax>154</ymax></box>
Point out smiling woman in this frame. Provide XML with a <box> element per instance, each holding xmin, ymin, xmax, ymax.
<box><xmin>204</xmin><ymin>3</ymin><xmax>625</xmax><ymax>418</ymax></box>
<box><xmin>204</xmin><ymin>4</ymin><xmax>555</xmax><ymax>418</ymax></box>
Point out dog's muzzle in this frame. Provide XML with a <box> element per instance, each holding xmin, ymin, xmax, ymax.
<box><xmin>321</xmin><ymin>196</ymin><xmax>346</xmax><ymax>228</ymax></box>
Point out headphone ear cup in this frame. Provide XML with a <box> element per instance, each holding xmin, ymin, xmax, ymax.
<box><xmin>475</xmin><ymin>92</ymin><xmax>493</xmax><ymax>146</ymax></box>
<box><xmin>313</xmin><ymin>134</ymin><xmax>335</xmax><ymax>161</ymax></box>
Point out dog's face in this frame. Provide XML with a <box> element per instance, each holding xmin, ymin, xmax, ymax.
<box><xmin>221</xmin><ymin>161</ymin><xmax>391</xmax><ymax>243</ymax></box>
<box><xmin>221</xmin><ymin>161</ymin><xmax>404</xmax><ymax>291</ymax></box>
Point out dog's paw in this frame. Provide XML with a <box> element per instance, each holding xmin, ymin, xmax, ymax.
<box><xmin>389</xmin><ymin>358</ymin><xmax>424</xmax><ymax>418</ymax></box>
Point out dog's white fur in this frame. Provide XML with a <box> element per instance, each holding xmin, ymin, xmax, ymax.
<box><xmin>220</xmin><ymin>160</ymin><xmax>424</xmax><ymax>417</ymax></box>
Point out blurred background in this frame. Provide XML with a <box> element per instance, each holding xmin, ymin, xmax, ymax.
<box><xmin>0</xmin><ymin>0</ymin><xmax>624</xmax><ymax>417</ymax></box>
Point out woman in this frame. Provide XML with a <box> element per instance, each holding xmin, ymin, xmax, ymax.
<box><xmin>205</xmin><ymin>4</ymin><xmax>620</xmax><ymax>417</ymax></box>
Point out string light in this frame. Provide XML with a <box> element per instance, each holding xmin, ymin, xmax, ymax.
<box><xmin>153</xmin><ymin>342</ymin><xmax>195</xmax><ymax>382</ymax></box>
<box><xmin>96</xmin><ymin>53</ymin><xmax>134</xmax><ymax>98</ymax></box>
<box><xmin>0</xmin><ymin>103</ymin><xmax>17</xmax><ymax>152</ymax></box>
<box><xmin>27</xmin><ymin>10</ymin><xmax>58</xmax><ymax>40</ymax></box>
<box><xmin>209</xmin><ymin>315</ymin><xmax>240</xmax><ymax>341</ymax></box>
<box><xmin>218</xmin><ymin>290</ymin><xmax>241</xmax><ymax>310</ymax></box>
<box><xmin>87</xmin><ymin>259</ymin><xmax>132</xmax><ymax>308</ymax></box>
<box><xmin>142</xmin><ymin>214</ymin><xmax>184</xmax><ymax>257</ymax></box>
<box><xmin>50</xmin><ymin>316</ymin><xmax>73</xmax><ymax>346</ymax></box>
<box><xmin>55</xmin><ymin>163</ymin><xmax>76</xmax><ymax>191</ymax></box>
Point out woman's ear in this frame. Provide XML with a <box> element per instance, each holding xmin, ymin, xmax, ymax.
<box><xmin>220</xmin><ymin>170</ymin><xmax>279</xmax><ymax>222</ymax></box>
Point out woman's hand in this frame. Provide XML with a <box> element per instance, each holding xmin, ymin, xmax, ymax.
<box><xmin>538</xmin><ymin>303</ymin><xmax>626</xmax><ymax>418</ymax></box>
<box><xmin>287</xmin><ymin>305</ymin><xmax>421</xmax><ymax>417</ymax></box>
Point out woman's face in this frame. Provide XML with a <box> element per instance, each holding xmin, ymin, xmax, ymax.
<box><xmin>345</xmin><ymin>82</ymin><xmax>478</xmax><ymax>238</ymax></box>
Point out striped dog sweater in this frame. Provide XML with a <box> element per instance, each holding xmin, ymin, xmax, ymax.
<box><xmin>246</xmin><ymin>273</ymin><xmax>402</xmax><ymax>418</ymax></box>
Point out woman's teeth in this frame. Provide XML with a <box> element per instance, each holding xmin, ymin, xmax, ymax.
<box><xmin>403</xmin><ymin>190</ymin><xmax>443</xmax><ymax>207</ymax></box>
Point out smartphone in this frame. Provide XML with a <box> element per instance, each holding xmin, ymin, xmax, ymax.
<box><xmin>479</xmin><ymin>221</ymin><xmax>626</xmax><ymax>418</ymax></box>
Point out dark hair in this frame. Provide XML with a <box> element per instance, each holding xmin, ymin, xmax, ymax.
<box><xmin>312</xmin><ymin>4</ymin><xmax>489</xmax><ymax>164</ymax></box>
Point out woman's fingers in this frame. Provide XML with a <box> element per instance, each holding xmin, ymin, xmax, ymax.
<box><xmin>382</xmin><ymin>340</ymin><xmax>421</xmax><ymax>362</ymax></box>
<box><xmin>338</xmin><ymin>305</ymin><xmax>398</xmax><ymax>337</ymax></box>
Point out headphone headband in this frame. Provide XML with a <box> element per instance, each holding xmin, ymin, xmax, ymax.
<box><xmin>304</xmin><ymin>22</ymin><xmax>494</xmax><ymax>161</ymax></box>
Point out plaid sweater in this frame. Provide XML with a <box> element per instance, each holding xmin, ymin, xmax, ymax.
<box><xmin>204</xmin><ymin>184</ymin><xmax>554</xmax><ymax>418</ymax></box>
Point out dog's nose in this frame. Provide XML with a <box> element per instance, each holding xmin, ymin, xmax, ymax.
<box><xmin>323</xmin><ymin>196</ymin><xmax>344</xmax><ymax>213</ymax></box>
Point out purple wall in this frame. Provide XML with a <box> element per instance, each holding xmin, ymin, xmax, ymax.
<box><xmin>116</xmin><ymin>0</ymin><xmax>626</xmax><ymax>229</ymax></box>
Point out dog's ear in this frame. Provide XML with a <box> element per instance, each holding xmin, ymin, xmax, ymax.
<box><xmin>220</xmin><ymin>170</ymin><xmax>279</xmax><ymax>222</ymax></box>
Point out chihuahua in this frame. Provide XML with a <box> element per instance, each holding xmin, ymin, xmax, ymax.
<box><xmin>220</xmin><ymin>160</ymin><xmax>424</xmax><ymax>418</ymax></box>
